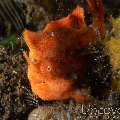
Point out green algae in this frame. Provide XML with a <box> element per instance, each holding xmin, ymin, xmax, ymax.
<box><xmin>0</xmin><ymin>34</ymin><xmax>19</xmax><ymax>50</ymax></box>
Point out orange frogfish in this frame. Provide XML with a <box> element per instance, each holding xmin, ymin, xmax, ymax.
<box><xmin>23</xmin><ymin>0</ymin><xmax>105</xmax><ymax>102</ymax></box>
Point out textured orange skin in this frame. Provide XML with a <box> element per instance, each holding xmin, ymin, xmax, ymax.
<box><xmin>23</xmin><ymin>0</ymin><xmax>105</xmax><ymax>102</ymax></box>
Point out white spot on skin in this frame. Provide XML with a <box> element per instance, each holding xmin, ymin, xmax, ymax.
<box><xmin>47</xmin><ymin>66</ymin><xmax>52</xmax><ymax>72</ymax></box>
<box><xmin>51</xmin><ymin>32</ymin><xmax>55</xmax><ymax>37</ymax></box>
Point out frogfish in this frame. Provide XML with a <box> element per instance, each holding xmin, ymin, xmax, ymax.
<box><xmin>23</xmin><ymin>0</ymin><xmax>105</xmax><ymax>102</ymax></box>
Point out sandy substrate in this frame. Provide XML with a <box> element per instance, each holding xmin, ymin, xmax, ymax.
<box><xmin>0</xmin><ymin>45</ymin><xmax>120</xmax><ymax>120</ymax></box>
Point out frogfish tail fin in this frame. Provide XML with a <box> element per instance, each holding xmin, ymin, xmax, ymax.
<box><xmin>87</xmin><ymin>0</ymin><xmax>105</xmax><ymax>37</ymax></box>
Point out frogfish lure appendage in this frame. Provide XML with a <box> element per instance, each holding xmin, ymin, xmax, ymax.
<box><xmin>23</xmin><ymin>0</ymin><xmax>105</xmax><ymax>102</ymax></box>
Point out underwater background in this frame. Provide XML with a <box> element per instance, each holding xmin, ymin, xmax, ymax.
<box><xmin>0</xmin><ymin>0</ymin><xmax>120</xmax><ymax>119</ymax></box>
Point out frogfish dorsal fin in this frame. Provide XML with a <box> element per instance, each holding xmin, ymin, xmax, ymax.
<box><xmin>68</xmin><ymin>5</ymin><xmax>86</xmax><ymax>29</ymax></box>
<box><xmin>43</xmin><ymin>5</ymin><xmax>86</xmax><ymax>31</ymax></box>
